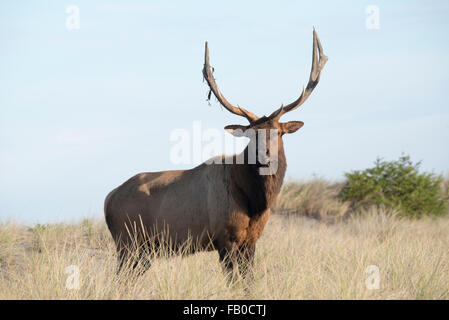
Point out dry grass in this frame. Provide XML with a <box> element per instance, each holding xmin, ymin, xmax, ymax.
<box><xmin>273</xmin><ymin>178</ymin><xmax>351</xmax><ymax>221</ymax></box>
<box><xmin>1</xmin><ymin>207</ymin><xmax>448</xmax><ymax>299</ymax></box>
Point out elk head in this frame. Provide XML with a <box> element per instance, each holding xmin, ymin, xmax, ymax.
<box><xmin>203</xmin><ymin>29</ymin><xmax>328</xmax><ymax>172</ymax></box>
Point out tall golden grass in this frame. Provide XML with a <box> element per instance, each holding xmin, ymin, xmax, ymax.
<box><xmin>273</xmin><ymin>178</ymin><xmax>350</xmax><ymax>221</ymax></box>
<box><xmin>0</xmin><ymin>180</ymin><xmax>448</xmax><ymax>299</ymax></box>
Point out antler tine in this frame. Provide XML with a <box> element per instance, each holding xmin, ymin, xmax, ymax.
<box><xmin>270</xmin><ymin>28</ymin><xmax>328</xmax><ymax>120</ymax></box>
<box><xmin>268</xmin><ymin>104</ymin><xmax>285</xmax><ymax>119</ymax></box>
<box><xmin>202</xmin><ymin>42</ymin><xmax>259</xmax><ymax>123</ymax></box>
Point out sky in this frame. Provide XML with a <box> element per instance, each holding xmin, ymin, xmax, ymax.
<box><xmin>1</xmin><ymin>0</ymin><xmax>448</xmax><ymax>224</ymax></box>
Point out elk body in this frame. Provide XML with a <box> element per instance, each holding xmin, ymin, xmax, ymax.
<box><xmin>104</xmin><ymin>29</ymin><xmax>327</xmax><ymax>275</ymax></box>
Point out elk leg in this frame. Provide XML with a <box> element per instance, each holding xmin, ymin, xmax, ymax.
<box><xmin>116</xmin><ymin>244</ymin><xmax>131</xmax><ymax>274</ymax></box>
<box><xmin>116</xmin><ymin>241</ymin><xmax>152</xmax><ymax>275</ymax></box>
<box><xmin>134</xmin><ymin>247</ymin><xmax>152</xmax><ymax>275</ymax></box>
<box><xmin>237</xmin><ymin>242</ymin><xmax>256</xmax><ymax>278</ymax></box>
<box><xmin>218</xmin><ymin>241</ymin><xmax>239</xmax><ymax>278</ymax></box>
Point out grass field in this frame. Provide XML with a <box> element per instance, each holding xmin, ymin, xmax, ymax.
<box><xmin>1</xmin><ymin>180</ymin><xmax>448</xmax><ymax>299</ymax></box>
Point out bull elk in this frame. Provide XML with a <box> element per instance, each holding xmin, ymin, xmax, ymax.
<box><xmin>104</xmin><ymin>29</ymin><xmax>327</xmax><ymax>276</ymax></box>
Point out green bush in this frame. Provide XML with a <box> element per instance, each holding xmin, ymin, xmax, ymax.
<box><xmin>340</xmin><ymin>155</ymin><xmax>449</xmax><ymax>218</ymax></box>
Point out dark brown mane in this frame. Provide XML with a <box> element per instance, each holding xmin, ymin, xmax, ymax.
<box><xmin>229</xmin><ymin>145</ymin><xmax>287</xmax><ymax>217</ymax></box>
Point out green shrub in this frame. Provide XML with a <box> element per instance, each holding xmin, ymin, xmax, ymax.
<box><xmin>340</xmin><ymin>155</ymin><xmax>449</xmax><ymax>218</ymax></box>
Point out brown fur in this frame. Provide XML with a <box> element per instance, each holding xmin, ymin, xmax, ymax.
<box><xmin>104</xmin><ymin>122</ymin><xmax>289</xmax><ymax>275</ymax></box>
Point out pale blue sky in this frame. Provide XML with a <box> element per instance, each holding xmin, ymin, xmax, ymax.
<box><xmin>1</xmin><ymin>1</ymin><xmax>448</xmax><ymax>224</ymax></box>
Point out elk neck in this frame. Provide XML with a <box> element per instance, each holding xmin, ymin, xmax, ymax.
<box><xmin>229</xmin><ymin>142</ymin><xmax>287</xmax><ymax>217</ymax></box>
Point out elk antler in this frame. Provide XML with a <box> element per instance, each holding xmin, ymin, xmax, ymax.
<box><xmin>203</xmin><ymin>42</ymin><xmax>259</xmax><ymax>123</ymax></box>
<box><xmin>268</xmin><ymin>28</ymin><xmax>328</xmax><ymax>120</ymax></box>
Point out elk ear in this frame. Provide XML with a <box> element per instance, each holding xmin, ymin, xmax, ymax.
<box><xmin>224</xmin><ymin>124</ymin><xmax>249</xmax><ymax>137</ymax></box>
<box><xmin>280</xmin><ymin>121</ymin><xmax>304</xmax><ymax>134</ymax></box>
